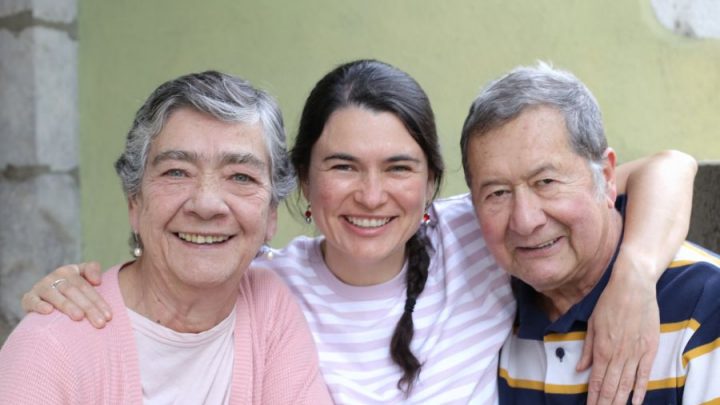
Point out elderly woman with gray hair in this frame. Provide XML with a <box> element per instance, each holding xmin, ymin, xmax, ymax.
<box><xmin>0</xmin><ymin>71</ymin><xmax>331</xmax><ymax>404</ymax></box>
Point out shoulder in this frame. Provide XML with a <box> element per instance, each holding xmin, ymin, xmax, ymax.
<box><xmin>425</xmin><ymin>193</ymin><xmax>486</xmax><ymax>248</ymax></box>
<box><xmin>428</xmin><ymin>193</ymin><xmax>481</xmax><ymax>231</ymax></box>
<box><xmin>3</xmin><ymin>264</ymin><xmax>130</xmax><ymax>352</ymax></box>
<box><xmin>252</xmin><ymin>235</ymin><xmax>325</xmax><ymax>286</ymax></box>
<box><xmin>658</xmin><ymin>242</ymin><xmax>720</xmax><ymax>321</ymax></box>
<box><xmin>430</xmin><ymin>193</ymin><xmax>474</xmax><ymax>217</ymax></box>
<box><xmin>239</xmin><ymin>267</ymin><xmax>297</xmax><ymax>313</ymax></box>
<box><xmin>244</xmin><ymin>267</ymin><xmax>288</xmax><ymax>291</ymax></box>
<box><xmin>254</xmin><ymin>235</ymin><xmax>320</xmax><ymax>268</ymax></box>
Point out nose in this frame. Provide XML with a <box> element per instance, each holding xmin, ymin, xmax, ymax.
<box><xmin>354</xmin><ymin>170</ymin><xmax>388</xmax><ymax>209</ymax></box>
<box><xmin>185</xmin><ymin>175</ymin><xmax>231</xmax><ymax>219</ymax></box>
<box><xmin>509</xmin><ymin>188</ymin><xmax>546</xmax><ymax>236</ymax></box>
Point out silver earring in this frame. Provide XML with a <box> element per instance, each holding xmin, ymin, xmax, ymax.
<box><xmin>256</xmin><ymin>244</ymin><xmax>274</xmax><ymax>260</ymax></box>
<box><xmin>132</xmin><ymin>232</ymin><xmax>142</xmax><ymax>258</ymax></box>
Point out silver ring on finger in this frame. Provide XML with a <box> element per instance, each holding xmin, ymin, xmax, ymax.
<box><xmin>50</xmin><ymin>278</ymin><xmax>67</xmax><ymax>290</ymax></box>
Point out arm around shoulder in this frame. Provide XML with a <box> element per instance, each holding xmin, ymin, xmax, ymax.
<box><xmin>615</xmin><ymin>149</ymin><xmax>697</xmax><ymax>278</ymax></box>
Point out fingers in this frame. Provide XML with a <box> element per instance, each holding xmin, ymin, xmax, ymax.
<box><xmin>610</xmin><ymin>357</ymin><xmax>639</xmax><ymax>405</ymax></box>
<box><xmin>585</xmin><ymin>343</ymin><xmax>610</xmax><ymax>405</ymax></box>
<box><xmin>80</xmin><ymin>262</ymin><xmax>103</xmax><ymax>286</ymax></box>
<box><xmin>23</xmin><ymin>262</ymin><xmax>112</xmax><ymax>329</ymax></box>
<box><xmin>630</xmin><ymin>341</ymin><xmax>657</xmax><ymax>404</ymax></box>
<box><xmin>577</xmin><ymin>326</ymin><xmax>594</xmax><ymax>372</ymax></box>
<box><xmin>42</xmin><ymin>280</ymin><xmax>86</xmax><ymax>321</ymax></box>
<box><xmin>57</xmin><ymin>281</ymin><xmax>110</xmax><ymax>327</ymax></box>
<box><xmin>585</xmin><ymin>335</ymin><xmax>655</xmax><ymax>405</ymax></box>
<box><xmin>21</xmin><ymin>292</ymin><xmax>54</xmax><ymax>314</ymax></box>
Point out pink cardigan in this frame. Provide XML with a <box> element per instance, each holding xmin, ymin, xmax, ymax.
<box><xmin>0</xmin><ymin>265</ymin><xmax>331</xmax><ymax>404</ymax></box>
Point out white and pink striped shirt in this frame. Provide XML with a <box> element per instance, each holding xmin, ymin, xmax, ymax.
<box><xmin>255</xmin><ymin>193</ymin><xmax>515</xmax><ymax>404</ymax></box>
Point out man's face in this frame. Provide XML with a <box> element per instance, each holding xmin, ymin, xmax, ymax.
<box><xmin>466</xmin><ymin>106</ymin><xmax>617</xmax><ymax>295</ymax></box>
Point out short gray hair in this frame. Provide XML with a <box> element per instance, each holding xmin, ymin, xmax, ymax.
<box><xmin>115</xmin><ymin>71</ymin><xmax>295</xmax><ymax>206</ymax></box>
<box><xmin>460</xmin><ymin>62</ymin><xmax>607</xmax><ymax>190</ymax></box>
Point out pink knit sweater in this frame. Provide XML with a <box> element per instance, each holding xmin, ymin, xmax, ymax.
<box><xmin>0</xmin><ymin>265</ymin><xmax>331</xmax><ymax>404</ymax></box>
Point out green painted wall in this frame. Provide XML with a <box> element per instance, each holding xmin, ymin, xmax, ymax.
<box><xmin>79</xmin><ymin>1</ymin><xmax>720</xmax><ymax>267</ymax></box>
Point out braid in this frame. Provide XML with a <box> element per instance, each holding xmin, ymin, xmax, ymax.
<box><xmin>390</xmin><ymin>231</ymin><xmax>431</xmax><ymax>396</ymax></box>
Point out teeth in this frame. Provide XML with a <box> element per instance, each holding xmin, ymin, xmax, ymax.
<box><xmin>534</xmin><ymin>239</ymin><xmax>557</xmax><ymax>249</ymax></box>
<box><xmin>178</xmin><ymin>233</ymin><xmax>230</xmax><ymax>244</ymax></box>
<box><xmin>346</xmin><ymin>216</ymin><xmax>391</xmax><ymax>228</ymax></box>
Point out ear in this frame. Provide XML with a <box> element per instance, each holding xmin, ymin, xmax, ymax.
<box><xmin>602</xmin><ymin>147</ymin><xmax>618</xmax><ymax>208</ymax></box>
<box><xmin>264</xmin><ymin>206</ymin><xmax>278</xmax><ymax>242</ymax></box>
<box><xmin>299</xmin><ymin>176</ymin><xmax>310</xmax><ymax>202</ymax></box>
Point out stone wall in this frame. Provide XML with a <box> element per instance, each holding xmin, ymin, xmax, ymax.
<box><xmin>688</xmin><ymin>162</ymin><xmax>720</xmax><ymax>253</ymax></box>
<box><xmin>0</xmin><ymin>0</ymin><xmax>80</xmax><ymax>345</ymax></box>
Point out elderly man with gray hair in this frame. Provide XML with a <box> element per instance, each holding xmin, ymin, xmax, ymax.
<box><xmin>460</xmin><ymin>62</ymin><xmax>720</xmax><ymax>404</ymax></box>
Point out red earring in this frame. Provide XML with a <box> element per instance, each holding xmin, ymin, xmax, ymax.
<box><xmin>304</xmin><ymin>205</ymin><xmax>312</xmax><ymax>224</ymax></box>
<box><xmin>422</xmin><ymin>212</ymin><xmax>430</xmax><ymax>225</ymax></box>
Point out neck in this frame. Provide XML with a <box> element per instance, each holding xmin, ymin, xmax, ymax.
<box><xmin>542</xmin><ymin>210</ymin><xmax>624</xmax><ymax>321</ymax></box>
<box><xmin>118</xmin><ymin>260</ymin><xmax>239</xmax><ymax>333</ymax></box>
<box><xmin>321</xmin><ymin>240</ymin><xmax>406</xmax><ymax>286</ymax></box>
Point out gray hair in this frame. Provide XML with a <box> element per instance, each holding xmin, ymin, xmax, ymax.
<box><xmin>460</xmin><ymin>62</ymin><xmax>608</xmax><ymax>191</ymax></box>
<box><xmin>115</xmin><ymin>71</ymin><xmax>295</xmax><ymax>206</ymax></box>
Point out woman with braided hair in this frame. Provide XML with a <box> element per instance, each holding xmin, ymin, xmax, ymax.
<box><xmin>20</xmin><ymin>59</ymin><xmax>697</xmax><ymax>404</ymax></box>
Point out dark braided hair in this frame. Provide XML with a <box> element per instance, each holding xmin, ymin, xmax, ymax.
<box><xmin>291</xmin><ymin>59</ymin><xmax>444</xmax><ymax>396</ymax></box>
<box><xmin>390</xmin><ymin>231</ymin><xmax>430</xmax><ymax>394</ymax></box>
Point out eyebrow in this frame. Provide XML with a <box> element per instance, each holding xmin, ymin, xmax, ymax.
<box><xmin>152</xmin><ymin>150</ymin><xmax>267</xmax><ymax>170</ymax></box>
<box><xmin>219</xmin><ymin>152</ymin><xmax>267</xmax><ymax>170</ymax></box>
<box><xmin>152</xmin><ymin>150</ymin><xmax>196</xmax><ymax>166</ymax></box>
<box><xmin>323</xmin><ymin>153</ymin><xmax>422</xmax><ymax>164</ymax></box>
<box><xmin>476</xmin><ymin>163</ymin><xmax>556</xmax><ymax>189</ymax></box>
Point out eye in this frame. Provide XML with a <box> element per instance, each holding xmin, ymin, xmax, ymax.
<box><xmin>231</xmin><ymin>173</ymin><xmax>255</xmax><ymax>183</ymax></box>
<box><xmin>331</xmin><ymin>164</ymin><xmax>354</xmax><ymax>172</ymax></box>
<box><xmin>487</xmin><ymin>189</ymin><xmax>510</xmax><ymax>200</ymax></box>
<box><xmin>537</xmin><ymin>178</ymin><xmax>555</xmax><ymax>186</ymax></box>
<box><xmin>163</xmin><ymin>169</ymin><xmax>187</xmax><ymax>178</ymax></box>
<box><xmin>388</xmin><ymin>165</ymin><xmax>412</xmax><ymax>173</ymax></box>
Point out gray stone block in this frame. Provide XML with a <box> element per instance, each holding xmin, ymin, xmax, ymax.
<box><xmin>35</xmin><ymin>26</ymin><xmax>78</xmax><ymax>170</ymax></box>
<box><xmin>0</xmin><ymin>27</ymin><xmax>77</xmax><ymax>171</ymax></box>
<box><xmin>0</xmin><ymin>0</ymin><xmax>76</xmax><ymax>23</ymax></box>
<box><xmin>0</xmin><ymin>29</ymin><xmax>36</xmax><ymax>169</ymax></box>
<box><xmin>688</xmin><ymin>162</ymin><xmax>720</xmax><ymax>252</ymax></box>
<box><xmin>0</xmin><ymin>172</ymin><xmax>81</xmax><ymax>341</ymax></box>
<box><xmin>0</xmin><ymin>0</ymin><xmax>31</xmax><ymax>18</ymax></box>
<box><xmin>31</xmin><ymin>0</ymin><xmax>77</xmax><ymax>23</ymax></box>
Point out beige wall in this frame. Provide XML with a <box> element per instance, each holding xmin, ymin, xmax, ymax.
<box><xmin>79</xmin><ymin>1</ymin><xmax>720</xmax><ymax>267</ymax></box>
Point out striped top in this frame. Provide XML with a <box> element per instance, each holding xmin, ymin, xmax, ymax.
<box><xmin>498</xmin><ymin>239</ymin><xmax>720</xmax><ymax>404</ymax></box>
<box><xmin>255</xmin><ymin>193</ymin><xmax>515</xmax><ymax>404</ymax></box>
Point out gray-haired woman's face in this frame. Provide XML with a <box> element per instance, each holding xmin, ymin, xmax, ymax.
<box><xmin>128</xmin><ymin>107</ymin><xmax>277</xmax><ymax>287</ymax></box>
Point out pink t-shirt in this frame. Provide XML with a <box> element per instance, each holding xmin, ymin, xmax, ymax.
<box><xmin>128</xmin><ymin>304</ymin><xmax>236</xmax><ymax>403</ymax></box>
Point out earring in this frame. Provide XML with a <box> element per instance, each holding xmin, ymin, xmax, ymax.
<box><xmin>256</xmin><ymin>244</ymin><xmax>274</xmax><ymax>260</ymax></box>
<box><xmin>422</xmin><ymin>211</ymin><xmax>430</xmax><ymax>225</ymax></box>
<box><xmin>304</xmin><ymin>204</ymin><xmax>312</xmax><ymax>224</ymax></box>
<box><xmin>132</xmin><ymin>232</ymin><xmax>143</xmax><ymax>258</ymax></box>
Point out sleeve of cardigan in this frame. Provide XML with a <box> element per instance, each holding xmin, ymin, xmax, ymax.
<box><xmin>0</xmin><ymin>318</ymin><xmax>79</xmax><ymax>404</ymax></box>
<box><xmin>255</xmin><ymin>270</ymin><xmax>333</xmax><ymax>404</ymax></box>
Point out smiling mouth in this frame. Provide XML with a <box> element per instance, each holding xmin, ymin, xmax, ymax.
<box><xmin>344</xmin><ymin>216</ymin><xmax>393</xmax><ymax>229</ymax></box>
<box><xmin>177</xmin><ymin>232</ymin><xmax>231</xmax><ymax>245</ymax></box>
<box><xmin>517</xmin><ymin>237</ymin><xmax>561</xmax><ymax>251</ymax></box>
